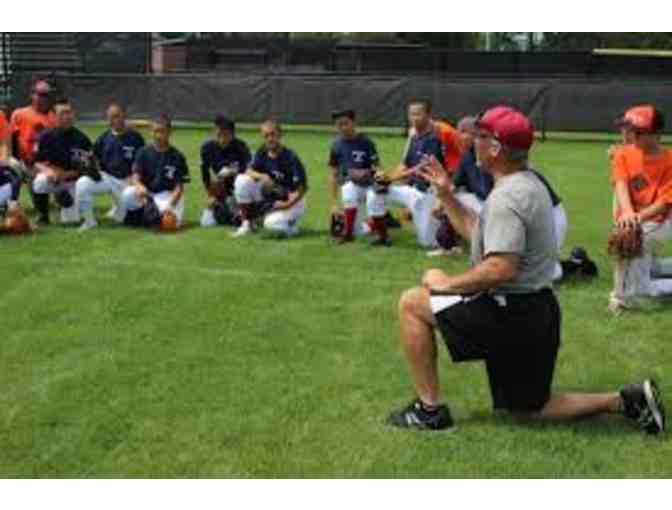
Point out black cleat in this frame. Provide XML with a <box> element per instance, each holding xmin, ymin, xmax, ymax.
<box><xmin>621</xmin><ymin>379</ymin><xmax>666</xmax><ymax>434</ymax></box>
<box><xmin>384</xmin><ymin>212</ymin><xmax>402</xmax><ymax>229</ymax></box>
<box><xmin>387</xmin><ymin>399</ymin><xmax>455</xmax><ymax>431</ymax></box>
<box><xmin>35</xmin><ymin>215</ymin><xmax>50</xmax><ymax>226</ymax></box>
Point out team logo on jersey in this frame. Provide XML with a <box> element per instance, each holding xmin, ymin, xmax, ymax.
<box><xmin>71</xmin><ymin>148</ymin><xmax>88</xmax><ymax>164</ymax></box>
<box><xmin>630</xmin><ymin>174</ymin><xmax>648</xmax><ymax>192</ymax></box>
<box><xmin>164</xmin><ymin>165</ymin><xmax>177</xmax><ymax>180</ymax></box>
<box><xmin>122</xmin><ymin>146</ymin><xmax>136</xmax><ymax>160</ymax></box>
<box><xmin>352</xmin><ymin>150</ymin><xmax>367</xmax><ymax>163</ymax></box>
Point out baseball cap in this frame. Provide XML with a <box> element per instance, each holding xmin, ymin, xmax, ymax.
<box><xmin>476</xmin><ymin>106</ymin><xmax>535</xmax><ymax>152</ymax></box>
<box><xmin>214</xmin><ymin>115</ymin><xmax>235</xmax><ymax>132</ymax></box>
<box><xmin>616</xmin><ymin>105</ymin><xmax>664</xmax><ymax>133</ymax></box>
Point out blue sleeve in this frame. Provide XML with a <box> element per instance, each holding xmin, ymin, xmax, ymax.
<box><xmin>34</xmin><ymin>131</ymin><xmax>53</xmax><ymax>163</ymax></box>
<box><xmin>368</xmin><ymin>138</ymin><xmax>380</xmax><ymax>166</ymax></box>
<box><xmin>292</xmin><ymin>153</ymin><xmax>308</xmax><ymax>190</ymax></box>
<box><xmin>81</xmin><ymin>133</ymin><xmax>93</xmax><ymax>152</ymax></box>
<box><xmin>93</xmin><ymin>133</ymin><xmax>105</xmax><ymax>161</ymax></box>
<box><xmin>328</xmin><ymin>141</ymin><xmax>339</xmax><ymax>167</ymax></box>
<box><xmin>133</xmin><ymin>147</ymin><xmax>146</xmax><ymax>176</ymax></box>
<box><xmin>453</xmin><ymin>153</ymin><xmax>470</xmax><ymax>188</ymax></box>
<box><xmin>177</xmin><ymin>152</ymin><xmax>189</xmax><ymax>183</ymax></box>
<box><xmin>241</xmin><ymin>142</ymin><xmax>251</xmax><ymax>170</ymax></box>
<box><xmin>251</xmin><ymin>149</ymin><xmax>264</xmax><ymax>171</ymax></box>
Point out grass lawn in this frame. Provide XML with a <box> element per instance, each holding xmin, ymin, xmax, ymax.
<box><xmin>1</xmin><ymin>125</ymin><xmax>671</xmax><ymax>477</ymax></box>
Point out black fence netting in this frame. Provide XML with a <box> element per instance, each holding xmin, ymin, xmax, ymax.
<box><xmin>9</xmin><ymin>72</ymin><xmax>672</xmax><ymax>133</ymax></box>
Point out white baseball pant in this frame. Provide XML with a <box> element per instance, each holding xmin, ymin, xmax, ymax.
<box><xmin>32</xmin><ymin>173</ymin><xmax>79</xmax><ymax>223</ymax></box>
<box><xmin>121</xmin><ymin>188</ymin><xmax>185</xmax><ymax>226</ymax></box>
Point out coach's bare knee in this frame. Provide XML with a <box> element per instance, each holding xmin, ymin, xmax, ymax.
<box><xmin>399</xmin><ymin>287</ymin><xmax>425</xmax><ymax>317</ymax></box>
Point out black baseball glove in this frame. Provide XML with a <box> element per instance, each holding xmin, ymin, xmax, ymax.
<box><xmin>330</xmin><ymin>211</ymin><xmax>345</xmax><ymax>238</ymax></box>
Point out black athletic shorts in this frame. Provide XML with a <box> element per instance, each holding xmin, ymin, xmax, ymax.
<box><xmin>433</xmin><ymin>289</ymin><xmax>561</xmax><ymax>413</ymax></box>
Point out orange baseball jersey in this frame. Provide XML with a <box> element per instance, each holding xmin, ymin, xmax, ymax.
<box><xmin>0</xmin><ymin>111</ymin><xmax>9</xmax><ymax>141</ymax></box>
<box><xmin>9</xmin><ymin>106</ymin><xmax>57</xmax><ymax>163</ymax></box>
<box><xmin>611</xmin><ymin>144</ymin><xmax>672</xmax><ymax>223</ymax></box>
<box><xmin>433</xmin><ymin>120</ymin><xmax>463</xmax><ymax>173</ymax></box>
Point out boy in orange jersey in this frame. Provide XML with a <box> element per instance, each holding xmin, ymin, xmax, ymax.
<box><xmin>609</xmin><ymin>105</ymin><xmax>672</xmax><ymax>314</ymax></box>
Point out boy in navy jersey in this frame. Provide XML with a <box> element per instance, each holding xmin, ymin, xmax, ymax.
<box><xmin>199</xmin><ymin>115</ymin><xmax>251</xmax><ymax>227</ymax></box>
<box><xmin>76</xmin><ymin>102</ymin><xmax>145</xmax><ymax>230</ymax></box>
<box><xmin>32</xmin><ymin>98</ymin><xmax>92</xmax><ymax>225</ymax></box>
<box><xmin>327</xmin><ymin>109</ymin><xmax>387</xmax><ymax>245</ymax></box>
<box><xmin>121</xmin><ymin>115</ymin><xmax>188</xmax><ymax>227</ymax></box>
<box><xmin>233</xmin><ymin>120</ymin><xmax>308</xmax><ymax>237</ymax></box>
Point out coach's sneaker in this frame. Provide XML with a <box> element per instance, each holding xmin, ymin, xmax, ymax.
<box><xmin>387</xmin><ymin>399</ymin><xmax>454</xmax><ymax>431</ymax></box>
<box><xmin>232</xmin><ymin>220</ymin><xmax>253</xmax><ymax>238</ymax></box>
<box><xmin>620</xmin><ymin>379</ymin><xmax>666</xmax><ymax>434</ymax></box>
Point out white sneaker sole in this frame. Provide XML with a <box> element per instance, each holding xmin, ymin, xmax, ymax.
<box><xmin>644</xmin><ymin>380</ymin><xmax>665</xmax><ymax>433</ymax></box>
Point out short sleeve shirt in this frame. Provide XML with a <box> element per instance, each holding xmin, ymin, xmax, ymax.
<box><xmin>251</xmin><ymin>146</ymin><xmax>308</xmax><ymax>192</ymax></box>
<box><xmin>133</xmin><ymin>145</ymin><xmax>189</xmax><ymax>193</ymax></box>
<box><xmin>328</xmin><ymin>133</ymin><xmax>380</xmax><ymax>185</ymax></box>
<box><xmin>471</xmin><ymin>170</ymin><xmax>557</xmax><ymax>294</ymax></box>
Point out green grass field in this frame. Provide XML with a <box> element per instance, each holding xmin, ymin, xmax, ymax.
<box><xmin>1</xmin><ymin>126</ymin><xmax>671</xmax><ymax>478</ymax></box>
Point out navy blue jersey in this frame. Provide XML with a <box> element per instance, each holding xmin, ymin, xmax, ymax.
<box><xmin>530</xmin><ymin>168</ymin><xmax>562</xmax><ymax>207</ymax></box>
<box><xmin>93</xmin><ymin>129</ymin><xmax>145</xmax><ymax>180</ymax></box>
<box><xmin>251</xmin><ymin>146</ymin><xmax>308</xmax><ymax>192</ymax></box>
<box><xmin>200</xmin><ymin>138</ymin><xmax>251</xmax><ymax>188</ymax></box>
<box><xmin>328</xmin><ymin>133</ymin><xmax>380</xmax><ymax>185</ymax></box>
<box><xmin>35</xmin><ymin>127</ymin><xmax>92</xmax><ymax>170</ymax></box>
<box><xmin>133</xmin><ymin>145</ymin><xmax>189</xmax><ymax>194</ymax></box>
<box><xmin>404</xmin><ymin>129</ymin><xmax>445</xmax><ymax>192</ymax></box>
<box><xmin>452</xmin><ymin>147</ymin><xmax>494</xmax><ymax>201</ymax></box>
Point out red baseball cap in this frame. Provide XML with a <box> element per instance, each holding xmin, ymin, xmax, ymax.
<box><xmin>617</xmin><ymin>105</ymin><xmax>664</xmax><ymax>133</ymax></box>
<box><xmin>477</xmin><ymin>106</ymin><xmax>535</xmax><ymax>152</ymax></box>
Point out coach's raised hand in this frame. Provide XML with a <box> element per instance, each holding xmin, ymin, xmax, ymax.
<box><xmin>418</xmin><ymin>155</ymin><xmax>452</xmax><ymax>200</ymax></box>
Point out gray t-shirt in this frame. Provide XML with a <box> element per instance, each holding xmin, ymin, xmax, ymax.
<box><xmin>470</xmin><ymin>170</ymin><xmax>557</xmax><ymax>294</ymax></box>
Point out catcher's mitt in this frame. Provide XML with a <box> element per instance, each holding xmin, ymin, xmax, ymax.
<box><xmin>330</xmin><ymin>211</ymin><xmax>345</xmax><ymax>238</ymax></box>
<box><xmin>608</xmin><ymin>225</ymin><xmax>643</xmax><ymax>259</ymax></box>
<box><xmin>347</xmin><ymin>168</ymin><xmax>374</xmax><ymax>187</ymax></box>
<box><xmin>73</xmin><ymin>152</ymin><xmax>102</xmax><ymax>182</ymax></box>
<box><xmin>159</xmin><ymin>210</ymin><xmax>179</xmax><ymax>232</ymax></box>
<box><xmin>2</xmin><ymin>206</ymin><xmax>32</xmax><ymax>235</ymax></box>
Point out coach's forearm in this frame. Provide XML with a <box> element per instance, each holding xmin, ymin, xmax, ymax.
<box><xmin>427</xmin><ymin>256</ymin><xmax>518</xmax><ymax>295</ymax></box>
<box><xmin>437</xmin><ymin>190</ymin><xmax>476</xmax><ymax>241</ymax></box>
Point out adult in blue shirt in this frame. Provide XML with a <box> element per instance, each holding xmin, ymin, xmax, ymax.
<box><xmin>327</xmin><ymin>109</ymin><xmax>385</xmax><ymax>244</ymax></box>
<box><xmin>77</xmin><ymin>102</ymin><xmax>145</xmax><ymax>230</ymax></box>
<box><xmin>121</xmin><ymin>115</ymin><xmax>189</xmax><ymax>228</ymax></box>
<box><xmin>233</xmin><ymin>120</ymin><xmax>308</xmax><ymax>237</ymax></box>
<box><xmin>200</xmin><ymin>115</ymin><xmax>251</xmax><ymax>227</ymax></box>
<box><xmin>370</xmin><ymin>99</ymin><xmax>446</xmax><ymax>247</ymax></box>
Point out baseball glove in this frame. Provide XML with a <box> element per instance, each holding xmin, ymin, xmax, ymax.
<box><xmin>373</xmin><ymin>172</ymin><xmax>391</xmax><ymax>194</ymax></box>
<box><xmin>2</xmin><ymin>206</ymin><xmax>32</xmax><ymax>235</ymax></box>
<box><xmin>208</xmin><ymin>179</ymin><xmax>232</xmax><ymax>203</ymax></box>
<box><xmin>608</xmin><ymin>225</ymin><xmax>643</xmax><ymax>259</ymax></box>
<box><xmin>347</xmin><ymin>168</ymin><xmax>374</xmax><ymax>187</ymax></box>
<box><xmin>435</xmin><ymin>214</ymin><xmax>458</xmax><ymax>250</ymax></box>
<box><xmin>159</xmin><ymin>210</ymin><xmax>179</xmax><ymax>232</ymax></box>
<box><xmin>330</xmin><ymin>211</ymin><xmax>345</xmax><ymax>238</ymax></box>
<box><xmin>73</xmin><ymin>152</ymin><xmax>102</xmax><ymax>182</ymax></box>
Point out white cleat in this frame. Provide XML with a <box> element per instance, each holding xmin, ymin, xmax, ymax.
<box><xmin>105</xmin><ymin>207</ymin><xmax>118</xmax><ymax>220</ymax></box>
<box><xmin>427</xmin><ymin>246</ymin><xmax>463</xmax><ymax>258</ymax></box>
<box><xmin>232</xmin><ymin>222</ymin><xmax>252</xmax><ymax>238</ymax></box>
<box><xmin>78</xmin><ymin>220</ymin><xmax>98</xmax><ymax>232</ymax></box>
